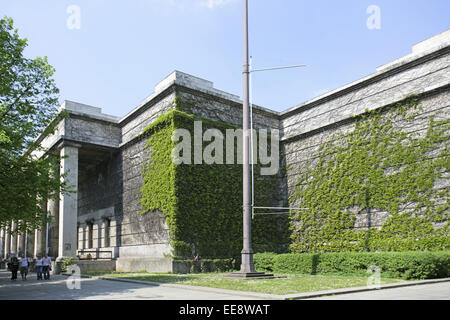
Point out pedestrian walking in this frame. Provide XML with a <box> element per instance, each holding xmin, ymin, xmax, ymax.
<box><xmin>42</xmin><ymin>253</ymin><xmax>52</xmax><ymax>280</ymax></box>
<box><xmin>35</xmin><ymin>254</ymin><xmax>43</xmax><ymax>280</ymax></box>
<box><xmin>8</xmin><ymin>256</ymin><xmax>19</xmax><ymax>281</ymax></box>
<box><xmin>19</xmin><ymin>254</ymin><xmax>29</xmax><ymax>280</ymax></box>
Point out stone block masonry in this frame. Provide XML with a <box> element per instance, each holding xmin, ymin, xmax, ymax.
<box><xmin>8</xmin><ymin>29</ymin><xmax>445</xmax><ymax>273</ymax></box>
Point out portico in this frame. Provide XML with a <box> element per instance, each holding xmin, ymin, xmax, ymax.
<box><xmin>0</xmin><ymin>102</ymin><xmax>121</xmax><ymax>267</ymax></box>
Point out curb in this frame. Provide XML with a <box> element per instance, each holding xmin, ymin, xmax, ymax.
<box><xmin>98</xmin><ymin>276</ymin><xmax>281</xmax><ymax>300</ymax></box>
<box><xmin>60</xmin><ymin>273</ymin><xmax>97</xmax><ymax>279</ymax></box>
<box><xmin>283</xmin><ymin>277</ymin><xmax>450</xmax><ymax>300</ymax></box>
<box><xmin>93</xmin><ymin>275</ymin><xmax>450</xmax><ymax>300</ymax></box>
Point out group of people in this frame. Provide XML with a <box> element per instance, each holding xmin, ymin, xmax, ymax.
<box><xmin>7</xmin><ymin>253</ymin><xmax>52</xmax><ymax>281</ymax></box>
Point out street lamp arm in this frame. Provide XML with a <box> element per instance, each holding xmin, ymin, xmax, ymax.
<box><xmin>250</xmin><ymin>64</ymin><xmax>307</xmax><ymax>73</ymax></box>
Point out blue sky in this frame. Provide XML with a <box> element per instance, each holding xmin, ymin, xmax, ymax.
<box><xmin>1</xmin><ymin>0</ymin><xmax>449</xmax><ymax>116</ymax></box>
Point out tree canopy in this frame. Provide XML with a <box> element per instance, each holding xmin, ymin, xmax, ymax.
<box><xmin>0</xmin><ymin>16</ymin><xmax>68</xmax><ymax>233</ymax></box>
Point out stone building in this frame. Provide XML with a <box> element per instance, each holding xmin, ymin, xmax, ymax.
<box><xmin>1</xmin><ymin>30</ymin><xmax>449</xmax><ymax>272</ymax></box>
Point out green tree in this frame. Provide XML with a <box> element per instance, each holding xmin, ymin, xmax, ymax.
<box><xmin>0</xmin><ymin>16</ymin><xmax>68</xmax><ymax>234</ymax></box>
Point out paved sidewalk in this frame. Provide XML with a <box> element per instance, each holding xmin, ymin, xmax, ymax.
<box><xmin>0</xmin><ymin>269</ymin><xmax>449</xmax><ymax>300</ymax></box>
<box><xmin>0</xmin><ymin>270</ymin><xmax>257</xmax><ymax>300</ymax></box>
<box><xmin>99</xmin><ymin>276</ymin><xmax>450</xmax><ymax>300</ymax></box>
<box><xmin>306</xmin><ymin>281</ymin><xmax>450</xmax><ymax>300</ymax></box>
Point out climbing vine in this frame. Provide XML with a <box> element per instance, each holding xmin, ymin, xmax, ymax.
<box><xmin>139</xmin><ymin>103</ymin><xmax>290</xmax><ymax>260</ymax></box>
<box><xmin>290</xmin><ymin>96</ymin><xmax>450</xmax><ymax>253</ymax></box>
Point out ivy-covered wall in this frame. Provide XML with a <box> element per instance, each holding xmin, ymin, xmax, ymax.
<box><xmin>289</xmin><ymin>96</ymin><xmax>449</xmax><ymax>252</ymax></box>
<box><xmin>123</xmin><ymin>49</ymin><xmax>449</xmax><ymax>259</ymax></box>
<box><xmin>137</xmin><ymin>92</ymin><xmax>449</xmax><ymax>258</ymax></box>
<box><xmin>139</xmin><ymin>103</ymin><xmax>290</xmax><ymax>260</ymax></box>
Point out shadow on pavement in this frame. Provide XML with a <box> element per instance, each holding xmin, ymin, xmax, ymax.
<box><xmin>0</xmin><ymin>269</ymin><xmax>166</xmax><ymax>300</ymax></box>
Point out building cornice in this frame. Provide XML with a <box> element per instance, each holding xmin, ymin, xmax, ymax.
<box><xmin>280</xmin><ymin>45</ymin><xmax>450</xmax><ymax>119</ymax></box>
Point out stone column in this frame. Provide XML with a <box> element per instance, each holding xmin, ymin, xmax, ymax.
<box><xmin>109</xmin><ymin>218</ymin><xmax>117</xmax><ymax>248</ymax></box>
<box><xmin>57</xmin><ymin>144</ymin><xmax>80</xmax><ymax>260</ymax></box>
<box><xmin>18</xmin><ymin>223</ymin><xmax>26</xmax><ymax>256</ymax></box>
<box><xmin>77</xmin><ymin>223</ymin><xmax>82</xmax><ymax>251</ymax></box>
<box><xmin>26</xmin><ymin>231</ymin><xmax>34</xmax><ymax>258</ymax></box>
<box><xmin>17</xmin><ymin>233</ymin><xmax>24</xmax><ymax>256</ymax></box>
<box><xmin>4</xmin><ymin>223</ymin><xmax>11</xmax><ymax>258</ymax></box>
<box><xmin>34</xmin><ymin>225</ymin><xmax>46</xmax><ymax>257</ymax></box>
<box><xmin>86</xmin><ymin>221</ymin><xmax>93</xmax><ymax>249</ymax></box>
<box><xmin>41</xmin><ymin>222</ymin><xmax>47</xmax><ymax>255</ymax></box>
<box><xmin>33</xmin><ymin>229</ymin><xmax>38</xmax><ymax>257</ymax></box>
<box><xmin>47</xmin><ymin>197</ymin><xmax>60</xmax><ymax>259</ymax></box>
<box><xmin>0</xmin><ymin>228</ymin><xmax>4</xmax><ymax>258</ymax></box>
<box><xmin>101</xmin><ymin>218</ymin><xmax>110</xmax><ymax>248</ymax></box>
<box><xmin>109</xmin><ymin>217</ymin><xmax>119</xmax><ymax>258</ymax></box>
<box><xmin>93</xmin><ymin>220</ymin><xmax>101</xmax><ymax>249</ymax></box>
<box><xmin>10</xmin><ymin>221</ymin><xmax>17</xmax><ymax>255</ymax></box>
<box><xmin>77</xmin><ymin>222</ymin><xmax>86</xmax><ymax>250</ymax></box>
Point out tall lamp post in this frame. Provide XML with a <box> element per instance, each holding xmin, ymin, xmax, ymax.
<box><xmin>240</xmin><ymin>0</ymin><xmax>254</xmax><ymax>275</ymax></box>
<box><xmin>225</xmin><ymin>0</ymin><xmax>306</xmax><ymax>279</ymax></box>
<box><xmin>226</xmin><ymin>0</ymin><xmax>273</xmax><ymax>279</ymax></box>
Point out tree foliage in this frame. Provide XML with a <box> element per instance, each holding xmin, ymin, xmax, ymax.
<box><xmin>0</xmin><ymin>17</ymin><xmax>67</xmax><ymax>233</ymax></box>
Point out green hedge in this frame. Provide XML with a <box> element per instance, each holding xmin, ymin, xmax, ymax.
<box><xmin>254</xmin><ymin>251</ymin><xmax>450</xmax><ymax>279</ymax></box>
<box><xmin>173</xmin><ymin>258</ymin><xmax>235</xmax><ymax>273</ymax></box>
<box><xmin>253</xmin><ymin>252</ymin><xmax>278</xmax><ymax>273</ymax></box>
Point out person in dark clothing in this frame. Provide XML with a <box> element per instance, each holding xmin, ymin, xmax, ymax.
<box><xmin>8</xmin><ymin>257</ymin><xmax>19</xmax><ymax>280</ymax></box>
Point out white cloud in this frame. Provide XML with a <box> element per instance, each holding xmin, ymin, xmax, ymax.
<box><xmin>200</xmin><ymin>0</ymin><xmax>236</xmax><ymax>9</ymax></box>
<box><xmin>146</xmin><ymin>0</ymin><xmax>236</xmax><ymax>11</ymax></box>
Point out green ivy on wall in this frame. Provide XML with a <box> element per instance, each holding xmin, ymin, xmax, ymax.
<box><xmin>290</xmin><ymin>96</ymin><xmax>449</xmax><ymax>253</ymax></box>
<box><xmin>139</xmin><ymin>100</ymin><xmax>290</xmax><ymax>260</ymax></box>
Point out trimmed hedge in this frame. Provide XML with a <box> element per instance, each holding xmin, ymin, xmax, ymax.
<box><xmin>253</xmin><ymin>252</ymin><xmax>278</xmax><ymax>273</ymax></box>
<box><xmin>254</xmin><ymin>251</ymin><xmax>450</xmax><ymax>280</ymax></box>
<box><xmin>173</xmin><ymin>258</ymin><xmax>235</xmax><ymax>273</ymax></box>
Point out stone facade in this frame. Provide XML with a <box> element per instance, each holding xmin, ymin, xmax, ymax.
<box><xmin>279</xmin><ymin>31</ymin><xmax>450</xmax><ymax>230</ymax></box>
<box><xmin>3</xmin><ymin>30</ymin><xmax>448</xmax><ymax>272</ymax></box>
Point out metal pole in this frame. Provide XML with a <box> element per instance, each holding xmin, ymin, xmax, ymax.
<box><xmin>249</xmin><ymin>56</ymin><xmax>255</xmax><ymax>220</ymax></box>
<box><xmin>240</xmin><ymin>0</ymin><xmax>255</xmax><ymax>274</ymax></box>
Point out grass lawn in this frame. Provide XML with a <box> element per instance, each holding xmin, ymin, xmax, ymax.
<box><xmin>86</xmin><ymin>271</ymin><xmax>408</xmax><ymax>295</ymax></box>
